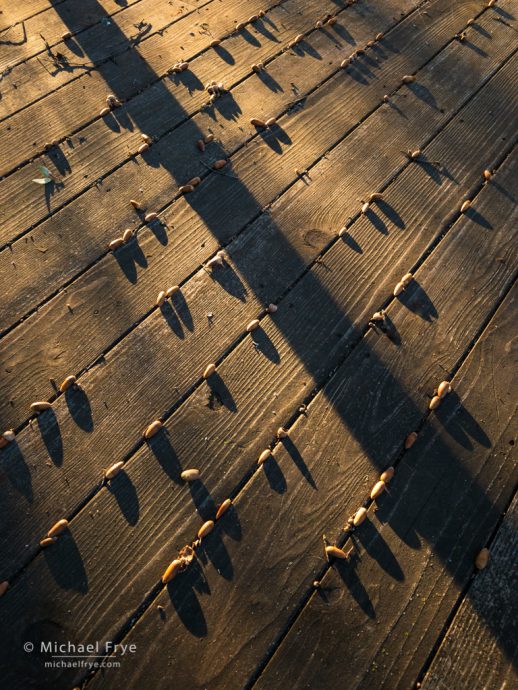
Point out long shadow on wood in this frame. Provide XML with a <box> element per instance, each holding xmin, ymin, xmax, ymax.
<box><xmin>0</xmin><ymin>2</ymin><xmax>515</xmax><ymax>688</ymax></box>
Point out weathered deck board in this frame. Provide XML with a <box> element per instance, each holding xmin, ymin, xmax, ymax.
<box><xmin>251</xmin><ymin>294</ymin><xmax>517</xmax><ymax>690</ymax></box>
<box><xmin>1</xmin><ymin>110</ymin><xmax>516</xmax><ymax>690</ymax></box>
<box><xmin>0</xmin><ymin>0</ymin><xmax>416</xmax><ymax>251</ymax></box>
<box><xmin>0</xmin><ymin>1</ymin><xmax>517</xmax><ymax>688</ymax></box>
<box><xmin>0</xmin><ymin>0</ymin><xmax>331</xmax><ymax>177</ymax></box>
<box><xmin>421</xmin><ymin>492</ymin><xmax>518</xmax><ymax>690</ymax></box>
<box><xmin>84</xmin><ymin>167</ymin><xmax>517</xmax><ymax>690</ymax></box>
<box><xmin>0</xmin><ymin>0</ymin><xmax>72</xmax><ymax>31</ymax></box>
<box><xmin>0</xmin><ymin>11</ymin><xmax>514</xmax><ymax>583</ymax></box>
<box><xmin>0</xmin><ymin>0</ymin><xmax>232</xmax><ymax>121</ymax></box>
<box><xmin>0</xmin><ymin>0</ymin><xmax>431</xmax><ymax>333</ymax></box>
<box><xmin>0</xmin><ymin>0</ymin><xmax>149</xmax><ymax>74</ymax></box>
<box><xmin>0</xmin><ymin>0</ymin><xmax>510</xmax><ymax>433</ymax></box>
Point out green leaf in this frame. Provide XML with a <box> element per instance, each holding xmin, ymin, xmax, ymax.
<box><xmin>32</xmin><ymin>177</ymin><xmax>52</xmax><ymax>184</ymax></box>
<box><xmin>39</xmin><ymin>165</ymin><xmax>52</xmax><ymax>178</ymax></box>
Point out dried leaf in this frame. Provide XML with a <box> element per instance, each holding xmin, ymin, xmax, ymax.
<box><xmin>32</xmin><ymin>178</ymin><xmax>51</xmax><ymax>184</ymax></box>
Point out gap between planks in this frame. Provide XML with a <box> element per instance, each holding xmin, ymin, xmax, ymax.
<box><xmin>1</xmin><ymin>88</ymin><xmax>518</xmax><ymax>688</ymax></box>
<box><xmin>0</xmin><ymin>0</ymin><xmax>506</xmax><ymax>432</ymax></box>
<box><xmin>1</xmin><ymin>12</ymin><xmax>516</xmax><ymax>580</ymax></box>
<box><xmin>82</xmin><ymin>176</ymin><xmax>518</xmax><ymax>690</ymax></box>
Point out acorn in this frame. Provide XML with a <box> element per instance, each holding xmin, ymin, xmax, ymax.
<box><xmin>370</xmin><ymin>480</ymin><xmax>386</xmax><ymax>500</ymax></box>
<box><xmin>59</xmin><ymin>375</ymin><xmax>76</xmax><ymax>393</ymax></box>
<box><xmin>258</xmin><ymin>449</ymin><xmax>271</xmax><ymax>464</ymax></box>
<box><xmin>181</xmin><ymin>469</ymin><xmax>200</xmax><ymax>482</ymax></box>
<box><xmin>475</xmin><ymin>547</ymin><xmax>489</xmax><ymax>569</ymax></box>
<box><xmin>216</xmin><ymin>499</ymin><xmax>232</xmax><ymax>520</ymax></box>
<box><xmin>30</xmin><ymin>401</ymin><xmax>52</xmax><ymax>413</ymax></box>
<box><xmin>325</xmin><ymin>545</ymin><xmax>348</xmax><ymax>560</ymax></box>
<box><xmin>143</xmin><ymin>420</ymin><xmax>163</xmax><ymax>439</ymax></box>
<box><xmin>109</xmin><ymin>238</ymin><xmax>124</xmax><ymax>250</ymax></box>
<box><xmin>203</xmin><ymin>363</ymin><xmax>216</xmax><ymax>379</ymax></box>
<box><xmin>48</xmin><ymin>519</ymin><xmax>69</xmax><ymax>538</ymax></box>
<box><xmin>198</xmin><ymin>520</ymin><xmax>214</xmax><ymax>539</ymax></box>
<box><xmin>404</xmin><ymin>432</ymin><xmax>418</xmax><ymax>449</ymax></box>
<box><xmin>437</xmin><ymin>381</ymin><xmax>452</xmax><ymax>398</ymax></box>
<box><xmin>429</xmin><ymin>396</ymin><xmax>441</xmax><ymax>410</ymax></box>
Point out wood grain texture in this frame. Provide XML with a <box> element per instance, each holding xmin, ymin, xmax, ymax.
<box><xmin>1</xmin><ymin>90</ymin><xmax>516</xmax><ymax>690</ymax></box>
<box><xmin>0</xmin><ymin>0</ymin><xmax>326</xmax><ymax>177</ymax></box>
<box><xmin>84</xmin><ymin>171</ymin><xmax>518</xmax><ymax>690</ymax></box>
<box><xmin>0</xmin><ymin>0</ymin><xmax>426</xmax><ymax>330</ymax></box>
<box><xmin>421</xmin><ymin>493</ymin><xmax>518</xmax><ymax>690</ymax></box>
<box><xmin>0</xmin><ymin>0</ymin><xmax>71</xmax><ymax>31</ymax></box>
<box><xmin>0</xmin><ymin>0</ymin><xmax>148</xmax><ymax>74</ymax></box>
<box><xmin>0</xmin><ymin>18</ymin><xmax>515</xmax><ymax>584</ymax></box>
<box><xmin>252</xmin><ymin>288</ymin><xmax>517</xmax><ymax>690</ymax></box>
<box><xmin>0</xmin><ymin>0</ymin><xmax>216</xmax><ymax>121</ymax></box>
<box><xmin>0</xmin><ymin>0</ymin><xmax>510</xmax><ymax>437</ymax></box>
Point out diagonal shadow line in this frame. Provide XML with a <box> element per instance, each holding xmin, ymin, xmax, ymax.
<box><xmin>0</xmin><ymin>0</ymin><xmax>217</xmax><ymax>125</ymax></box>
<box><xmin>0</xmin><ymin>0</ymin><xmax>147</xmax><ymax>73</ymax></box>
<box><xmin>51</xmin><ymin>0</ymin><xmax>518</xmax><ymax>613</ymax></box>
<box><xmin>2</xmin><ymin>2</ymin><xmax>515</xmax><ymax>686</ymax></box>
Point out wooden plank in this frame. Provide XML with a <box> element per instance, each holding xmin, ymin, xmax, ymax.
<box><xmin>0</xmin><ymin>74</ymin><xmax>516</xmax><ymax>690</ymax></box>
<box><xmin>0</xmin><ymin>0</ymin><xmax>445</xmax><ymax>422</ymax></box>
<box><xmin>0</xmin><ymin>0</ymin><xmax>223</xmax><ymax>121</ymax></box>
<box><xmin>0</xmin><ymin>0</ymin><xmax>430</xmax><ymax>336</ymax></box>
<box><xmin>0</xmin><ymin>0</ymin><xmax>353</xmax><ymax>243</ymax></box>
<box><xmin>251</xmin><ymin>294</ymin><xmax>518</xmax><ymax>690</ymax></box>
<box><xmin>83</xmin><ymin>173</ymin><xmax>517</xmax><ymax>690</ymax></box>
<box><xmin>0</xmin><ymin>0</ymin><xmax>70</xmax><ymax>31</ymax></box>
<box><xmin>0</xmin><ymin>0</ymin><xmax>147</xmax><ymax>74</ymax></box>
<box><xmin>421</xmin><ymin>493</ymin><xmax>518</xmax><ymax>690</ymax></box>
<box><xmin>0</xmin><ymin>0</ymin><xmax>283</xmax><ymax>176</ymax></box>
<box><xmin>0</xmin><ymin>10</ymin><xmax>515</xmax><ymax>579</ymax></box>
<box><xmin>0</xmin><ymin>0</ymin><xmax>325</xmax><ymax>175</ymax></box>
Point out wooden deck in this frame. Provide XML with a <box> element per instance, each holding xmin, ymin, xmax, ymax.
<box><xmin>0</xmin><ymin>0</ymin><xmax>516</xmax><ymax>688</ymax></box>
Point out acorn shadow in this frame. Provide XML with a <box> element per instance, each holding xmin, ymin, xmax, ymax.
<box><xmin>65</xmin><ymin>385</ymin><xmax>94</xmax><ymax>432</ymax></box>
<box><xmin>160</xmin><ymin>302</ymin><xmax>185</xmax><ymax>339</ymax></box>
<box><xmin>114</xmin><ymin>238</ymin><xmax>148</xmax><ymax>284</ymax></box>
<box><xmin>464</xmin><ymin>207</ymin><xmax>493</xmax><ymax>230</ymax></box>
<box><xmin>250</xmin><ymin>327</ymin><xmax>281</xmax><ymax>365</ymax></box>
<box><xmin>353</xmin><ymin>519</ymin><xmax>404</xmax><ymax>581</ymax></box>
<box><xmin>37</xmin><ymin>409</ymin><xmax>63</xmax><ymax>466</ymax></box>
<box><xmin>43</xmin><ymin>532</ymin><xmax>88</xmax><ymax>593</ymax></box>
<box><xmin>169</xmin><ymin>290</ymin><xmax>194</xmax><ymax>332</ymax></box>
<box><xmin>218</xmin><ymin>503</ymin><xmax>242</xmax><ymax>541</ymax></box>
<box><xmin>212</xmin><ymin>44</ymin><xmax>235</xmax><ymax>65</ymax></box>
<box><xmin>257</xmin><ymin>70</ymin><xmax>283</xmax><ymax>93</ymax></box>
<box><xmin>262</xmin><ymin>456</ymin><xmax>287</xmax><ymax>494</ymax></box>
<box><xmin>210</xmin><ymin>262</ymin><xmax>248</xmax><ymax>302</ymax></box>
<box><xmin>167</xmin><ymin>562</ymin><xmax>208</xmax><ymax>637</ymax></box>
<box><xmin>188</xmin><ymin>480</ymin><xmax>217</xmax><ymax>521</ymax></box>
<box><xmin>280</xmin><ymin>437</ymin><xmax>316</xmax><ymax>488</ymax></box>
<box><xmin>196</xmin><ymin>526</ymin><xmax>234</xmax><ymax>581</ymax></box>
<box><xmin>148</xmin><ymin>430</ymin><xmax>182</xmax><ymax>483</ymax></box>
<box><xmin>0</xmin><ymin>441</ymin><xmax>33</xmax><ymax>501</ymax></box>
<box><xmin>206</xmin><ymin>373</ymin><xmax>237</xmax><ymax>413</ymax></box>
<box><xmin>107</xmin><ymin>470</ymin><xmax>139</xmax><ymax>525</ymax></box>
<box><xmin>397</xmin><ymin>280</ymin><xmax>438</xmax><ymax>322</ymax></box>
<box><xmin>433</xmin><ymin>391</ymin><xmax>490</xmax><ymax>451</ymax></box>
<box><xmin>333</xmin><ymin>556</ymin><xmax>376</xmax><ymax>619</ymax></box>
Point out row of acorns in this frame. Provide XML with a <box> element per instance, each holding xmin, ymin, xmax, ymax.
<box><xmin>319</xmin><ymin>377</ymin><xmax>490</xmax><ymax>573</ymax></box>
<box><xmin>0</xmin><ymin>365</ymin><xmax>490</xmax><ymax>599</ymax></box>
<box><xmin>0</xmin><ymin>295</ymin><xmax>281</xmax><ymax>449</ymax></box>
<box><xmin>3</xmin><ymin>152</ymin><xmax>496</xmax><ymax>445</ymax></box>
<box><xmin>101</xmin><ymin>20</ymin><xmax>495</xmax><ymax>251</ymax></box>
